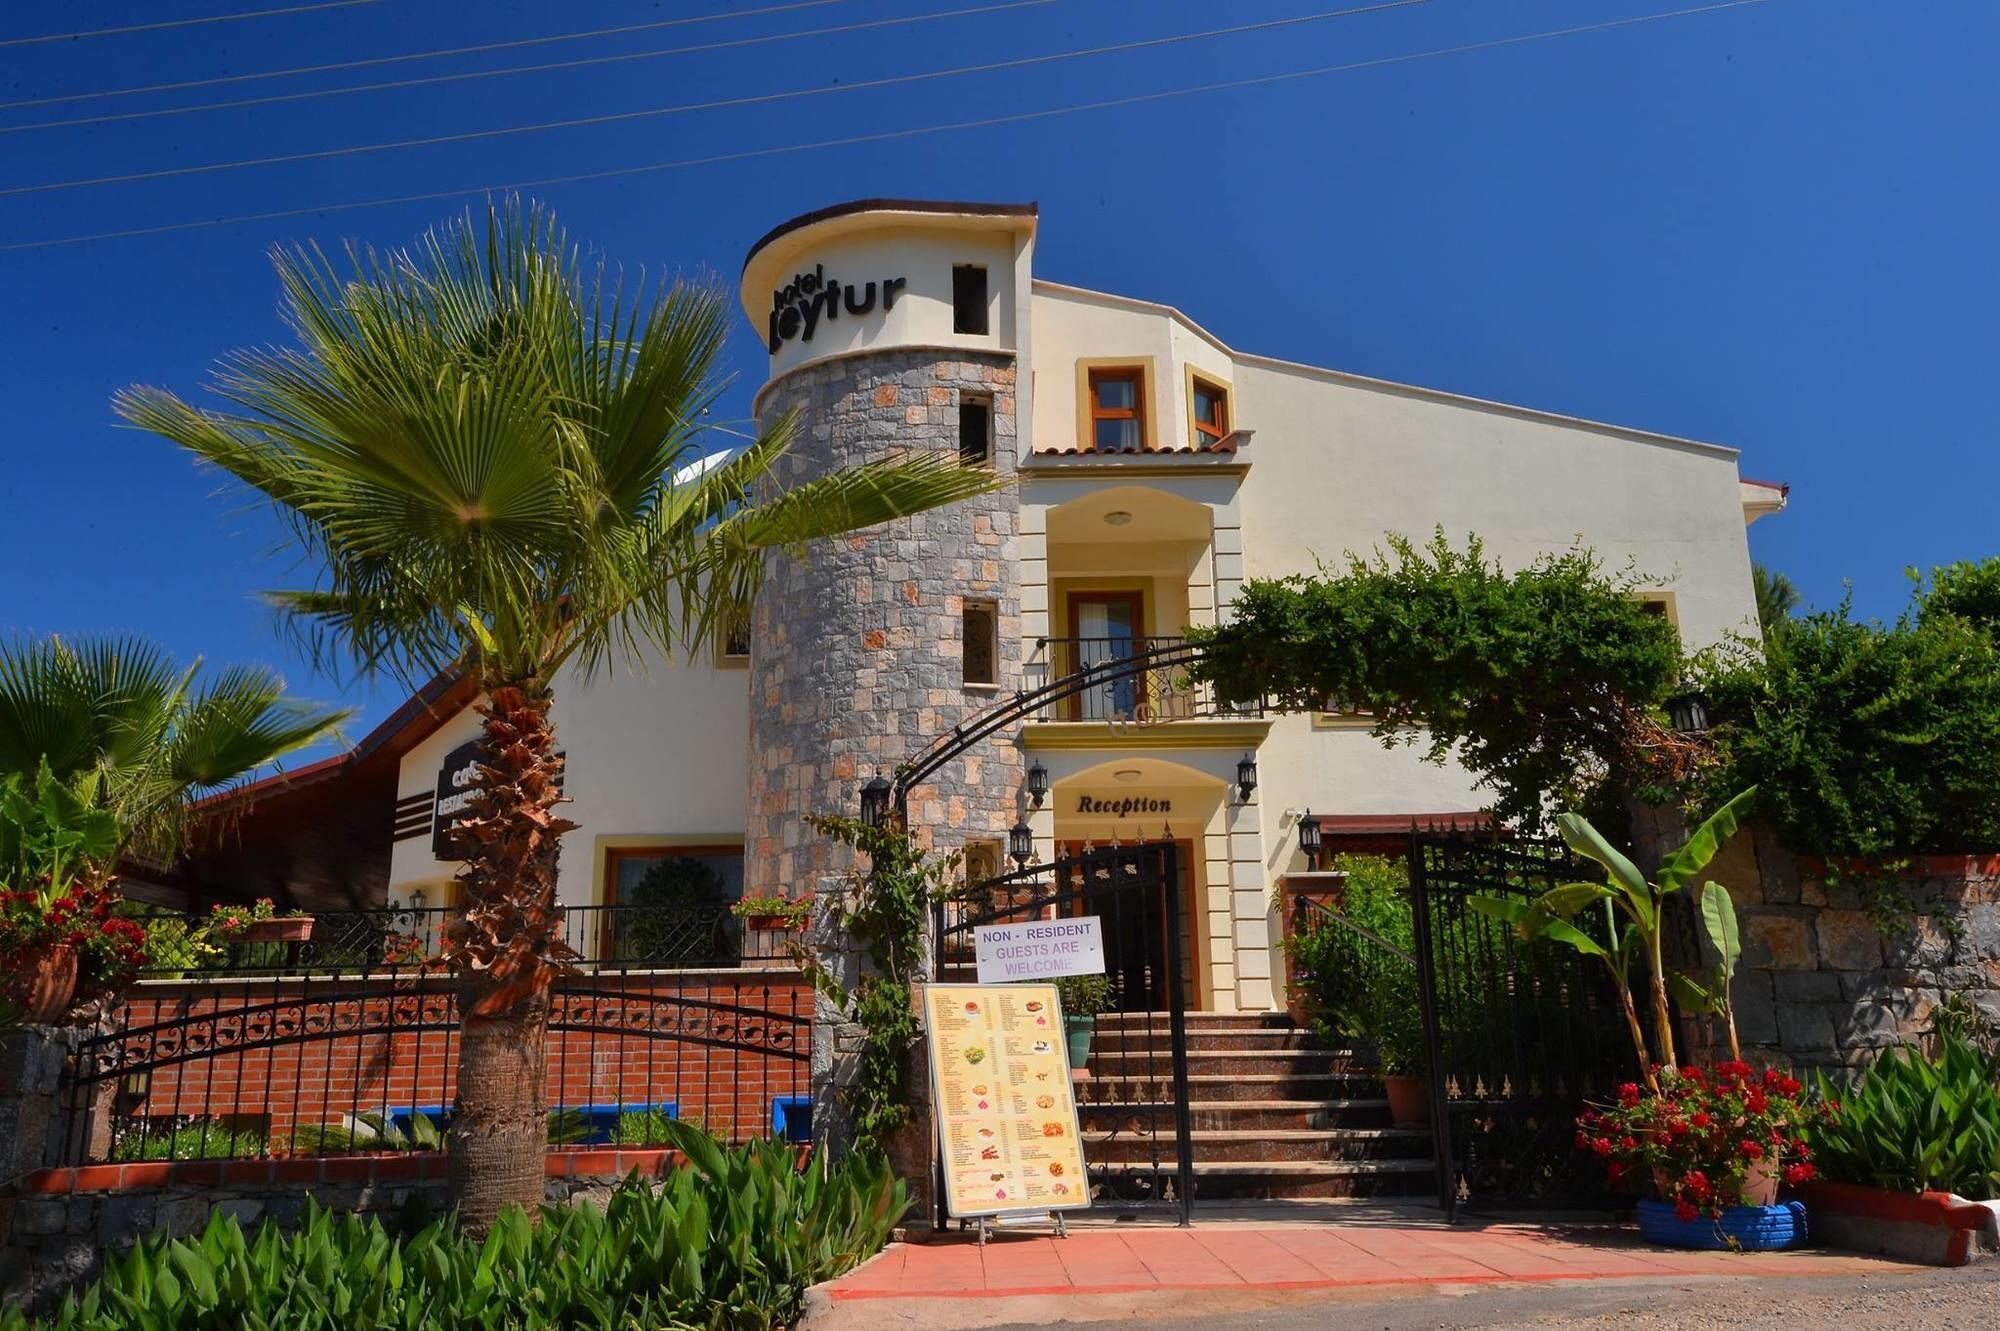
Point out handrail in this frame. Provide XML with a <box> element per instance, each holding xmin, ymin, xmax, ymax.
<box><xmin>1291</xmin><ymin>894</ymin><xmax>1415</xmax><ymax>965</ymax></box>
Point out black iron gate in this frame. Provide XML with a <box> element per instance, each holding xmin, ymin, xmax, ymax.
<box><xmin>1408</xmin><ymin>831</ymin><xmax>1637</xmax><ymax>1218</ymax></box>
<box><xmin>935</xmin><ymin>841</ymin><xmax>1196</xmax><ymax>1226</ymax></box>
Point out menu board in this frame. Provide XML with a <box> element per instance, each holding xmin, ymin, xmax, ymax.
<box><xmin>924</xmin><ymin>983</ymin><xmax>1090</xmax><ymax>1219</ymax></box>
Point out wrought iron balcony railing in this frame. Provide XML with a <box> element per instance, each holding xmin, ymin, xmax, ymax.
<box><xmin>1029</xmin><ymin>635</ymin><xmax>1259</xmax><ymax>724</ymax></box>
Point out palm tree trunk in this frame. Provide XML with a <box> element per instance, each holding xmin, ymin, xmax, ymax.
<box><xmin>445</xmin><ymin>682</ymin><xmax>578</xmax><ymax>1235</ymax></box>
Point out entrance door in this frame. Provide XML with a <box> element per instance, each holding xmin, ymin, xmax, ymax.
<box><xmin>1068</xmin><ymin>591</ymin><xmax>1145</xmax><ymax>721</ymax></box>
<box><xmin>1060</xmin><ymin>839</ymin><xmax>1196</xmax><ymax>1012</ymax></box>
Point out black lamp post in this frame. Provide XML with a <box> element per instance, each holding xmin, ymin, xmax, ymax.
<box><xmin>1297</xmin><ymin>808</ymin><xmax>1323</xmax><ymax>868</ymax></box>
<box><xmin>1666</xmin><ymin>690</ymin><xmax>1711</xmax><ymax>735</ymax></box>
<box><xmin>1008</xmin><ymin>816</ymin><xmax>1035</xmax><ymax>869</ymax></box>
<box><xmin>1235</xmin><ymin>753</ymin><xmax>1259</xmax><ymax>804</ymax></box>
<box><xmin>859</xmin><ymin>772</ymin><xmax>892</xmax><ymax>830</ymax></box>
<box><xmin>1026</xmin><ymin>759</ymin><xmax>1049</xmax><ymax>809</ymax></box>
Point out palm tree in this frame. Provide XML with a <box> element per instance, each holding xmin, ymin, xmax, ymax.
<box><xmin>1752</xmin><ymin>563</ymin><xmax>1802</xmax><ymax>645</ymax></box>
<box><xmin>0</xmin><ymin>634</ymin><xmax>347</xmax><ymax>878</ymax></box>
<box><xmin>116</xmin><ymin>200</ymin><xmax>1002</xmax><ymax>1231</ymax></box>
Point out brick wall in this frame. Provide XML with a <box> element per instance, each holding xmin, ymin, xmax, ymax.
<box><xmin>91</xmin><ymin>970</ymin><xmax>811</xmax><ymax>1152</ymax></box>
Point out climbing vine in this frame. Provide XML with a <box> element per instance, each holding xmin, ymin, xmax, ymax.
<box><xmin>800</xmin><ymin>813</ymin><xmax>959</xmax><ymax>1160</ymax></box>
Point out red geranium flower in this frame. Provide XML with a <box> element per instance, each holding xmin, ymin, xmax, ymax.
<box><xmin>1740</xmin><ymin>1139</ymin><xmax>1765</xmax><ymax>1161</ymax></box>
<box><xmin>1785</xmin><ymin>1162</ymin><xmax>1816</xmax><ymax>1186</ymax></box>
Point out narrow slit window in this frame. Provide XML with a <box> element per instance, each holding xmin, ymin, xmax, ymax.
<box><xmin>959</xmin><ymin>394</ymin><xmax>993</xmax><ymax>465</ymax></box>
<box><xmin>952</xmin><ymin>265</ymin><xmax>989</xmax><ymax>335</ymax></box>
<box><xmin>962</xmin><ymin>600</ymin><xmax>998</xmax><ymax>686</ymax></box>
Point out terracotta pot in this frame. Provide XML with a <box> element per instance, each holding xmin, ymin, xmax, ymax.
<box><xmin>1382</xmin><ymin>1074</ymin><xmax>1431</xmax><ymax>1126</ymax></box>
<box><xmin>744</xmin><ymin>914</ymin><xmax>803</xmax><ymax>932</ymax></box>
<box><xmin>21</xmin><ymin>944</ymin><xmax>78</xmax><ymax>1024</ymax></box>
<box><xmin>1740</xmin><ymin>1157</ymin><xmax>1779</xmax><ymax>1207</ymax></box>
<box><xmin>242</xmin><ymin>916</ymin><xmax>314</xmax><ymax>943</ymax></box>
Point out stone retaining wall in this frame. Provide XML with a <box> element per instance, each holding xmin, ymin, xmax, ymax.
<box><xmin>1</xmin><ymin>1149</ymin><xmax>690</xmax><ymax>1307</ymax></box>
<box><xmin>1634</xmin><ymin>810</ymin><xmax>2000</xmax><ymax>1073</ymax></box>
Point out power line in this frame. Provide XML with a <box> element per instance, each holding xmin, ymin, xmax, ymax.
<box><xmin>0</xmin><ymin>0</ymin><xmax>1056</xmax><ymax>136</ymax></box>
<box><xmin>0</xmin><ymin>0</ymin><xmax>853</xmax><ymax>113</ymax></box>
<box><xmin>0</xmin><ymin>2</ymin><xmax>1431</xmax><ymax>198</ymax></box>
<box><xmin>0</xmin><ymin>0</ymin><xmax>381</xmax><ymax>50</ymax></box>
<box><xmin>0</xmin><ymin>0</ymin><xmax>1776</xmax><ymax>255</ymax></box>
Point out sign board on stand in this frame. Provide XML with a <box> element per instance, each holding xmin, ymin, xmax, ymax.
<box><xmin>972</xmin><ymin>916</ymin><xmax>1105</xmax><ymax>984</ymax></box>
<box><xmin>923</xmin><ymin>984</ymin><xmax>1089</xmax><ymax>1222</ymax></box>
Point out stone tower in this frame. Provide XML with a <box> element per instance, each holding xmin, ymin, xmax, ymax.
<box><xmin>738</xmin><ymin>201</ymin><xmax>1039</xmax><ymax>896</ymax></box>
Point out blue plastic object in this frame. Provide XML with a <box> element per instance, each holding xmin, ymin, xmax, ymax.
<box><xmin>1635</xmin><ymin>1198</ymin><xmax>1808</xmax><ymax>1251</ymax></box>
<box><xmin>771</xmin><ymin>1095</ymin><xmax>812</xmax><ymax>1144</ymax></box>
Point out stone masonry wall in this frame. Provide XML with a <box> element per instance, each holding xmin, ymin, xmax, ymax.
<box><xmin>748</xmin><ymin>349</ymin><xmax>1024</xmax><ymax>897</ymax></box>
<box><xmin>1634</xmin><ymin>810</ymin><xmax>2000</xmax><ymax>1076</ymax></box>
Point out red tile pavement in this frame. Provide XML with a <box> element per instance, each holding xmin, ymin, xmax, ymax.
<box><xmin>826</xmin><ymin>1222</ymin><xmax>1918</xmax><ymax>1302</ymax></box>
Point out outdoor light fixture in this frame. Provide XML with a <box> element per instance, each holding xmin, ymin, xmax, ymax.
<box><xmin>1666</xmin><ymin>690</ymin><xmax>1711</xmax><ymax>735</ymax></box>
<box><xmin>409</xmin><ymin>888</ymin><xmax>427</xmax><ymax>914</ymax></box>
<box><xmin>1008</xmin><ymin>817</ymin><xmax>1035</xmax><ymax>869</ymax></box>
<box><xmin>1297</xmin><ymin>808</ymin><xmax>1323</xmax><ymax>867</ymax></box>
<box><xmin>1026</xmin><ymin>759</ymin><xmax>1049</xmax><ymax>808</ymax></box>
<box><xmin>859</xmin><ymin>772</ymin><xmax>892</xmax><ymax>830</ymax></box>
<box><xmin>1236</xmin><ymin>753</ymin><xmax>1259</xmax><ymax>803</ymax></box>
<box><xmin>1102</xmin><ymin>510</ymin><xmax>1134</xmax><ymax>527</ymax></box>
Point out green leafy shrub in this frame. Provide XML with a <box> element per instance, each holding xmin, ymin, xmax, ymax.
<box><xmin>1285</xmin><ymin>856</ymin><xmax>1424</xmax><ymax>1075</ymax></box>
<box><xmin>1807</xmin><ymin>1033</ymin><xmax>2000</xmax><ymax>1197</ymax></box>
<box><xmin>1692</xmin><ymin>571</ymin><xmax>2000</xmax><ymax>863</ymax></box>
<box><xmin>287</xmin><ymin>1111</ymin><xmax>445</xmax><ymax>1155</ymax></box>
<box><xmin>111</xmin><ymin>1120</ymin><xmax>266</xmax><ymax>1162</ymax></box>
<box><xmin>1053</xmin><ymin>973</ymin><xmax>1114</xmax><ymax>1018</ymax></box>
<box><xmin>1188</xmin><ymin>532</ymin><xmax>1679</xmax><ymax>830</ymax></box>
<box><xmin>611</xmin><ymin>1108</ymin><xmax>680</xmax><ymax>1145</ymax></box>
<box><xmin>7</xmin><ymin>1121</ymin><xmax>905</xmax><ymax>1331</ymax></box>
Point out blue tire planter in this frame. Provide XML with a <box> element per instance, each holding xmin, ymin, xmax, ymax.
<box><xmin>1636</xmin><ymin>1198</ymin><xmax>1809</xmax><ymax>1251</ymax></box>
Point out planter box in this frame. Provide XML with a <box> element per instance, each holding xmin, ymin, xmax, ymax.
<box><xmin>1797</xmin><ymin>1181</ymin><xmax>2000</xmax><ymax>1266</ymax></box>
<box><xmin>241</xmin><ymin>917</ymin><xmax>314</xmax><ymax>943</ymax></box>
<box><xmin>1636</xmin><ymin>1198</ymin><xmax>1807</xmax><ymax>1251</ymax></box>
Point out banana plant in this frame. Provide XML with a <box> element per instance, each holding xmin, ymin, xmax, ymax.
<box><xmin>1471</xmin><ymin>787</ymin><xmax>1756</xmax><ymax>1089</ymax></box>
<box><xmin>1669</xmin><ymin>879</ymin><xmax>1745</xmax><ymax>1062</ymax></box>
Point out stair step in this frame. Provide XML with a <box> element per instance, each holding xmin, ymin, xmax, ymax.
<box><xmin>1083</xmin><ymin>1127</ymin><xmax>1429</xmax><ymax>1143</ymax></box>
<box><xmin>1091</xmin><ymin>1157</ymin><xmax>1439</xmax><ymax>1201</ymax></box>
<box><xmin>1083</xmin><ymin>1126</ymin><xmax>1431</xmax><ymax>1164</ymax></box>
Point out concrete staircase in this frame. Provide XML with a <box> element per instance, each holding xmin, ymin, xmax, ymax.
<box><xmin>1074</xmin><ymin>1011</ymin><xmax>1436</xmax><ymax>1201</ymax></box>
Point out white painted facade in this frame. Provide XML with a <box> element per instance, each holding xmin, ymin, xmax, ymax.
<box><xmin>379</xmin><ymin>200</ymin><xmax>1783</xmax><ymax>1013</ymax></box>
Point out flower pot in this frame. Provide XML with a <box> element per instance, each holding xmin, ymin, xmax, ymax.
<box><xmin>242</xmin><ymin>916</ymin><xmax>313</xmax><ymax>943</ymax></box>
<box><xmin>1064</xmin><ymin>1013</ymin><xmax>1096</xmax><ymax>1070</ymax></box>
<box><xmin>743</xmin><ymin>914</ymin><xmax>801</xmax><ymax>932</ymax></box>
<box><xmin>21</xmin><ymin>944</ymin><xmax>78</xmax><ymax>1024</ymax></box>
<box><xmin>1636</xmin><ymin>1197</ymin><xmax>1807</xmax><ymax>1251</ymax></box>
<box><xmin>1741</xmin><ymin>1157</ymin><xmax>1779</xmax><ymax>1207</ymax></box>
<box><xmin>1382</xmin><ymin>1074</ymin><xmax>1430</xmax><ymax>1127</ymax></box>
<box><xmin>1797</xmin><ymin>1181</ymin><xmax>1999</xmax><ymax>1266</ymax></box>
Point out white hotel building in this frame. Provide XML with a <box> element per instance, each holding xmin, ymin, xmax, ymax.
<box><xmin>202</xmin><ymin>199</ymin><xmax>1784</xmax><ymax>1016</ymax></box>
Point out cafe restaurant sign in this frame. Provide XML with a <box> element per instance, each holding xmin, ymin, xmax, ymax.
<box><xmin>431</xmin><ymin>740</ymin><xmax>483</xmax><ymax>859</ymax></box>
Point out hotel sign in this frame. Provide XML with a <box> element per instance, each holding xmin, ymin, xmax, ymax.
<box><xmin>767</xmin><ymin>262</ymin><xmax>905</xmax><ymax>353</ymax></box>
<box><xmin>1073</xmin><ymin>794</ymin><xmax>1173</xmax><ymax>819</ymax></box>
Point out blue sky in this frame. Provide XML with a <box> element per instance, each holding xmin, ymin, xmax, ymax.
<box><xmin>2</xmin><ymin>0</ymin><xmax>1993</xmax><ymax>753</ymax></box>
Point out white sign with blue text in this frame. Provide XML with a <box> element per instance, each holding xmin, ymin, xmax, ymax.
<box><xmin>974</xmin><ymin>917</ymin><xmax>1106</xmax><ymax>984</ymax></box>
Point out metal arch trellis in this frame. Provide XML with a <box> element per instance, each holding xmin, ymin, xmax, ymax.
<box><xmin>890</xmin><ymin>639</ymin><xmax>1219</xmax><ymax>812</ymax></box>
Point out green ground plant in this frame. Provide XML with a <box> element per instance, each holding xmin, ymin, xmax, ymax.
<box><xmin>8</xmin><ymin>1121</ymin><xmax>905</xmax><ymax>1331</ymax></box>
<box><xmin>1807</xmin><ymin>1032</ymin><xmax>2000</xmax><ymax>1197</ymax></box>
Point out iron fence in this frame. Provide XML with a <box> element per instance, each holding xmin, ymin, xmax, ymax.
<box><xmin>65</xmin><ymin>906</ymin><xmax>813</xmax><ymax>1165</ymax></box>
<box><xmin>1031</xmin><ymin>636</ymin><xmax>1255</xmax><ymax>724</ymax></box>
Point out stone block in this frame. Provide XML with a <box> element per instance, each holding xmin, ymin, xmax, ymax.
<box><xmin>1775</xmin><ymin>1002</ymin><xmax>1838</xmax><ymax>1053</ymax></box>
<box><xmin>1734</xmin><ymin>980</ymin><xmax>1779</xmax><ymax>1045</ymax></box>
<box><xmin>1773</xmin><ymin>971</ymin><xmax>1843</xmax><ymax>1003</ymax></box>
<box><xmin>1964</xmin><ymin>903</ymin><xmax>2000</xmax><ymax>959</ymax></box>
<box><xmin>12</xmin><ymin>1198</ymin><xmax>70</xmax><ymax>1237</ymax></box>
<box><xmin>1816</xmin><ymin>911</ymin><xmax>1884</xmax><ymax>971</ymax></box>
<box><xmin>1740</xmin><ymin>911</ymin><xmax>1815</xmax><ymax>970</ymax></box>
<box><xmin>1751</xmin><ymin>826</ymin><xmax>1801</xmax><ymax>905</ymax></box>
<box><xmin>1836</xmin><ymin>1002</ymin><xmax>1909</xmax><ymax>1050</ymax></box>
<box><xmin>1883</xmin><ymin>916</ymin><xmax>1954</xmax><ymax>969</ymax></box>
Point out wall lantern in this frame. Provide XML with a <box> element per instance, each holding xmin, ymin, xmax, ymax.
<box><xmin>1666</xmin><ymin>690</ymin><xmax>1711</xmax><ymax>736</ymax></box>
<box><xmin>859</xmin><ymin>773</ymin><xmax>892</xmax><ymax>830</ymax></box>
<box><xmin>1235</xmin><ymin>753</ymin><xmax>1259</xmax><ymax>803</ymax></box>
<box><xmin>1026</xmin><ymin>759</ymin><xmax>1050</xmax><ymax>809</ymax></box>
<box><xmin>409</xmin><ymin>888</ymin><xmax>428</xmax><ymax>914</ymax></box>
<box><xmin>1297</xmin><ymin>808</ymin><xmax>1323</xmax><ymax>867</ymax></box>
<box><xmin>1008</xmin><ymin>817</ymin><xmax>1035</xmax><ymax>869</ymax></box>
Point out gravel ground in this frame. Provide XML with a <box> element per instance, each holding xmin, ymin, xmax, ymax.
<box><xmin>976</xmin><ymin>1267</ymin><xmax>2000</xmax><ymax>1331</ymax></box>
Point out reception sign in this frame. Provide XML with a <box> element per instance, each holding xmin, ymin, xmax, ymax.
<box><xmin>923</xmin><ymin>983</ymin><xmax>1090</xmax><ymax>1219</ymax></box>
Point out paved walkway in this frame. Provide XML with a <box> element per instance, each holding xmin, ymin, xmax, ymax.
<box><xmin>826</xmin><ymin>1218</ymin><xmax>1915</xmax><ymax>1304</ymax></box>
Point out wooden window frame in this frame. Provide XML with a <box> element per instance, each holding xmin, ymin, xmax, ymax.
<box><xmin>961</xmin><ymin>598</ymin><xmax>1000</xmax><ymax>688</ymax></box>
<box><xmin>600</xmin><ymin>842</ymin><xmax>746</xmax><ymax>960</ymax></box>
<box><xmin>958</xmin><ymin>392</ymin><xmax>995</xmax><ymax>466</ymax></box>
<box><xmin>1062</xmin><ymin>588</ymin><xmax>1148</xmax><ymax>721</ymax></box>
<box><xmin>1190</xmin><ymin>375</ymin><xmax>1230</xmax><ymax>449</ymax></box>
<box><xmin>1087</xmin><ymin>367</ymin><xmax>1148</xmax><ymax>451</ymax></box>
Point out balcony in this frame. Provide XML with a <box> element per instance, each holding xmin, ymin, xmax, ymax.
<box><xmin>1029</xmin><ymin>636</ymin><xmax>1260</xmax><ymax>726</ymax></box>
